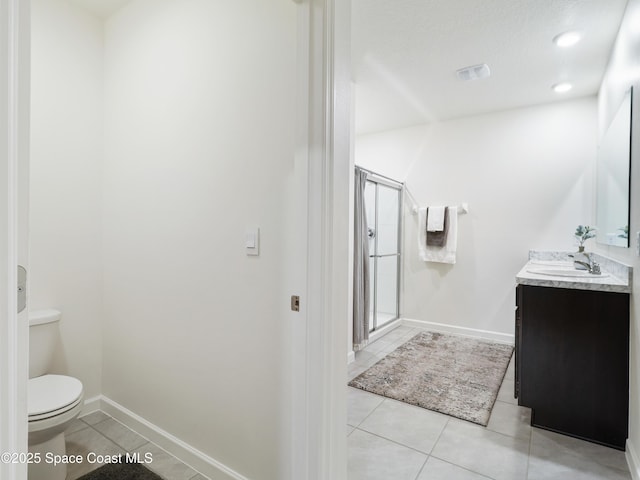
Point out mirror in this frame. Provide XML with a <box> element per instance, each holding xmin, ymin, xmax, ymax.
<box><xmin>596</xmin><ymin>87</ymin><xmax>632</xmax><ymax>247</ymax></box>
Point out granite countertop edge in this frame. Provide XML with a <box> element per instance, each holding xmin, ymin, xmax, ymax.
<box><xmin>516</xmin><ymin>251</ymin><xmax>632</xmax><ymax>294</ymax></box>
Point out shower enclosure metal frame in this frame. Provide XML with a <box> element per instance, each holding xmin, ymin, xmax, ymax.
<box><xmin>363</xmin><ymin>170</ymin><xmax>403</xmax><ymax>332</ymax></box>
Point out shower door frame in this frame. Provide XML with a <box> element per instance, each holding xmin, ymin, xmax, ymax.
<box><xmin>364</xmin><ymin>171</ymin><xmax>403</xmax><ymax>333</ymax></box>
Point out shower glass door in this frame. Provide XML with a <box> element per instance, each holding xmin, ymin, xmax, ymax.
<box><xmin>364</xmin><ymin>175</ymin><xmax>401</xmax><ymax>332</ymax></box>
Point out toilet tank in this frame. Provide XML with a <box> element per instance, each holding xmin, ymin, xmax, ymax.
<box><xmin>28</xmin><ymin>309</ymin><xmax>62</xmax><ymax>379</ymax></box>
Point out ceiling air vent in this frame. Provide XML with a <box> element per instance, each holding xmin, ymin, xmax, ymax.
<box><xmin>456</xmin><ymin>63</ymin><xmax>491</xmax><ymax>81</ymax></box>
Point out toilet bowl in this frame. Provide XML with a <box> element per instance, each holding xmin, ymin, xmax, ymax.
<box><xmin>29</xmin><ymin>374</ymin><xmax>84</xmax><ymax>442</ymax></box>
<box><xmin>27</xmin><ymin>310</ymin><xmax>84</xmax><ymax>480</ymax></box>
<box><xmin>28</xmin><ymin>374</ymin><xmax>84</xmax><ymax>480</ymax></box>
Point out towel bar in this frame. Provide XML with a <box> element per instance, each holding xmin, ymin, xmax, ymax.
<box><xmin>411</xmin><ymin>203</ymin><xmax>469</xmax><ymax>215</ymax></box>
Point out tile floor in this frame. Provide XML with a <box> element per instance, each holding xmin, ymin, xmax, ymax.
<box><xmin>62</xmin><ymin>323</ymin><xmax>633</xmax><ymax>480</ymax></box>
<box><xmin>64</xmin><ymin>411</ymin><xmax>208</xmax><ymax>480</ymax></box>
<box><xmin>347</xmin><ymin>324</ymin><xmax>633</xmax><ymax>480</ymax></box>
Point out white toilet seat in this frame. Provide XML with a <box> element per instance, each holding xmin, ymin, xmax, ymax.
<box><xmin>28</xmin><ymin>375</ymin><xmax>84</xmax><ymax>427</ymax></box>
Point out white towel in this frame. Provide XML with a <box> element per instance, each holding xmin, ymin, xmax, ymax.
<box><xmin>427</xmin><ymin>206</ymin><xmax>445</xmax><ymax>232</ymax></box>
<box><xmin>418</xmin><ymin>206</ymin><xmax>458</xmax><ymax>264</ymax></box>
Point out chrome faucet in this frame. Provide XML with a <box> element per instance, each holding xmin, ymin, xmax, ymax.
<box><xmin>568</xmin><ymin>253</ymin><xmax>601</xmax><ymax>275</ymax></box>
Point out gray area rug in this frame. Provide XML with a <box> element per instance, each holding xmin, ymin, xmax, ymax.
<box><xmin>349</xmin><ymin>331</ymin><xmax>514</xmax><ymax>426</ymax></box>
<box><xmin>77</xmin><ymin>462</ymin><xmax>162</xmax><ymax>480</ymax></box>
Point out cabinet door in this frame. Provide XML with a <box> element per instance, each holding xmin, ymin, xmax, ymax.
<box><xmin>518</xmin><ymin>285</ymin><xmax>629</xmax><ymax>449</ymax></box>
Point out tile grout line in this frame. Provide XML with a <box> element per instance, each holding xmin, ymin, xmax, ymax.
<box><xmin>529</xmin><ymin>427</ymin><xmax>632</xmax><ymax>475</ymax></box>
<box><xmin>412</xmin><ymin>454</ymin><xmax>430</xmax><ymax>480</ymax></box>
<box><xmin>525</xmin><ymin>422</ymin><xmax>533</xmax><ymax>480</ymax></box>
<box><xmin>405</xmin><ymin>372</ymin><xmax>451</xmax><ymax>480</ymax></box>
<box><xmin>351</xmin><ymin>389</ymin><xmax>531</xmax><ymax>443</ymax></box>
<box><xmin>354</xmin><ymin>404</ymin><xmax>520</xmax><ymax>480</ymax></box>
<box><xmin>68</xmin><ymin>416</ymin><xmax>131</xmax><ymax>480</ymax></box>
<box><xmin>352</xmin><ymin>426</ymin><xmax>431</xmax><ymax>457</ymax></box>
<box><xmin>424</xmin><ymin>456</ymin><xmax>497</xmax><ymax>480</ymax></box>
<box><xmin>84</xmin><ymin>415</ymin><xmax>151</xmax><ymax>454</ymax></box>
<box><xmin>428</xmin><ymin>417</ymin><xmax>531</xmax><ymax>479</ymax></box>
<box><xmin>352</xmin><ymin>395</ymin><xmax>386</xmax><ymax>428</ymax></box>
<box><xmin>426</xmin><ymin>416</ymin><xmax>451</xmax><ymax>462</ymax></box>
<box><xmin>428</xmin><ymin>451</ymin><xmax>500</xmax><ymax>480</ymax></box>
<box><xmin>349</xmin><ymin>329</ymin><xmax>632</xmax><ymax>480</ymax></box>
<box><xmin>78</xmin><ymin>412</ymin><xmax>209</xmax><ymax>480</ymax></box>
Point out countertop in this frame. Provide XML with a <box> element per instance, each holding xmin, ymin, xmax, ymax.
<box><xmin>516</xmin><ymin>253</ymin><xmax>632</xmax><ymax>294</ymax></box>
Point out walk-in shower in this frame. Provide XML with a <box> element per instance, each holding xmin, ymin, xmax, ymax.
<box><xmin>363</xmin><ymin>170</ymin><xmax>402</xmax><ymax>332</ymax></box>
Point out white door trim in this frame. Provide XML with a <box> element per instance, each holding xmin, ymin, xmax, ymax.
<box><xmin>4</xmin><ymin>1</ymin><xmax>350</xmax><ymax>478</ymax></box>
<box><xmin>0</xmin><ymin>0</ymin><xmax>29</xmax><ymax>478</ymax></box>
<box><xmin>293</xmin><ymin>0</ymin><xmax>350</xmax><ymax>478</ymax></box>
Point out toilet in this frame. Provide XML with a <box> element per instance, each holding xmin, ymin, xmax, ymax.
<box><xmin>28</xmin><ymin>309</ymin><xmax>84</xmax><ymax>480</ymax></box>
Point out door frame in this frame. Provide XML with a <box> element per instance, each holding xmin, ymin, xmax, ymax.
<box><xmin>4</xmin><ymin>0</ymin><xmax>350</xmax><ymax>478</ymax></box>
<box><xmin>0</xmin><ymin>0</ymin><xmax>30</xmax><ymax>478</ymax></box>
<box><xmin>293</xmin><ymin>0</ymin><xmax>350</xmax><ymax>478</ymax></box>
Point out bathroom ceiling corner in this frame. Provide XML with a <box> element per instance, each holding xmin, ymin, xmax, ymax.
<box><xmin>68</xmin><ymin>0</ymin><xmax>132</xmax><ymax>18</ymax></box>
<box><xmin>352</xmin><ymin>0</ymin><xmax>630</xmax><ymax>135</ymax></box>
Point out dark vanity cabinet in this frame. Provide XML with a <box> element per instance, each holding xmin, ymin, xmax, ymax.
<box><xmin>515</xmin><ymin>284</ymin><xmax>630</xmax><ymax>450</ymax></box>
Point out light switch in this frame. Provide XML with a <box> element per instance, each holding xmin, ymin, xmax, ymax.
<box><xmin>246</xmin><ymin>227</ymin><xmax>260</xmax><ymax>256</ymax></box>
<box><xmin>245</xmin><ymin>233</ymin><xmax>256</xmax><ymax>248</ymax></box>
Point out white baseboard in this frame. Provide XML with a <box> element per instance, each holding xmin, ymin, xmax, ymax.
<box><xmin>348</xmin><ymin>319</ymin><xmax>404</xmax><ymax>362</ymax></box>
<box><xmin>347</xmin><ymin>351</ymin><xmax>355</xmax><ymax>364</ymax></box>
<box><xmin>369</xmin><ymin>320</ymin><xmax>403</xmax><ymax>343</ymax></box>
<box><xmin>81</xmin><ymin>395</ymin><xmax>102</xmax><ymax>415</ymax></box>
<box><xmin>627</xmin><ymin>439</ymin><xmax>640</xmax><ymax>480</ymax></box>
<box><xmin>400</xmin><ymin>318</ymin><xmax>515</xmax><ymax>344</ymax></box>
<box><xmin>96</xmin><ymin>395</ymin><xmax>249</xmax><ymax>480</ymax></box>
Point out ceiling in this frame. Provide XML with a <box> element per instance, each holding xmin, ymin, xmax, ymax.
<box><xmin>352</xmin><ymin>0</ymin><xmax>630</xmax><ymax>134</ymax></box>
<box><xmin>67</xmin><ymin>0</ymin><xmax>629</xmax><ymax>135</ymax></box>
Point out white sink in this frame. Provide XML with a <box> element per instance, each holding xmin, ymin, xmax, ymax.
<box><xmin>527</xmin><ymin>268</ymin><xmax>608</xmax><ymax>278</ymax></box>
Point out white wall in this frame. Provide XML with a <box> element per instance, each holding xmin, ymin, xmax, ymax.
<box><xmin>355</xmin><ymin>124</ymin><xmax>429</xmax><ymax>183</ymax></box>
<box><xmin>30</xmin><ymin>0</ymin><xmax>104</xmax><ymax>399</ymax></box>
<box><xmin>356</xmin><ymin>97</ymin><xmax>597</xmax><ymax>336</ymax></box>
<box><xmin>596</xmin><ymin>0</ymin><xmax>640</xmax><ymax>472</ymax></box>
<box><xmin>102</xmin><ymin>1</ymin><xmax>297</xmax><ymax>479</ymax></box>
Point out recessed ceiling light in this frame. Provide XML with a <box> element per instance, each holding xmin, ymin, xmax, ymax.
<box><xmin>553</xmin><ymin>31</ymin><xmax>582</xmax><ymax>48</ymax></box>
<box><xmin>552</xmin><ymin>82</ymin><xmax>573</xmax><ymax>93</ymax></box>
